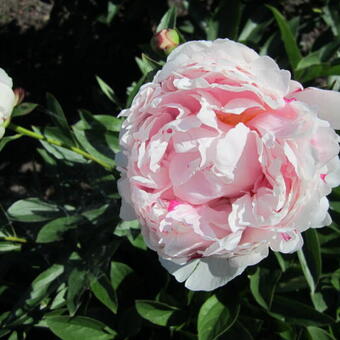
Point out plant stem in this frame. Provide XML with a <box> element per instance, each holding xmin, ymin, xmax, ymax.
<box><xmin>1</xmin><ymin>236</ymin><xmax>27</xmax><ymax>243</ymax></box>
<box><xmin>8</xmin><ymin>123</ymin><xmax>114</xmax><ymax>171</ymax></box>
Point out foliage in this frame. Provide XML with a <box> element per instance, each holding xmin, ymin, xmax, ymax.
<box><xmin>1</xmin><ymin>0</ymin><xmax>340</xmax><ymax>339</ymax></box>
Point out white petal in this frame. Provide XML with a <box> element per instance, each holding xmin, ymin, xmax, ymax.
<box><xmin>294</xmin><ymin>87</ymin><xmax>340</xmax><ymax>129</ymax></box>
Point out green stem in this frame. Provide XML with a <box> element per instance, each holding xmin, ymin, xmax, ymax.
<box><xmin>8</xmin><ymin>123</ymin><xmax>113</xmax><ymax>171</ymax></box>
<box><xmin>1</xmin><ymin>236</ymin><xmax>27</xmax><ymax>243</ymax></box>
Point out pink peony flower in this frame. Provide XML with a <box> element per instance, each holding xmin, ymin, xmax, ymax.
<box><xmin>117</xmin><ymin>39</ymin><xmax>340</xmax><ymax>291</ymax></box>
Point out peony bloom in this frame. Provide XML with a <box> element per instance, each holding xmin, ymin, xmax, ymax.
<box><xmin>117</xmin><ymin>39</ymin><xmax>340</xmax><ymax>291</ymax></box>
<box><xmin>0</xmin><ymin>68</ymin><xmax>16</xmax><ymax>138</ymax></box>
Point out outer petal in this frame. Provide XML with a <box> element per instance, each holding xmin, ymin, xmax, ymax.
<box><xmin>160</xmin><ymin>244</ymin><xmax>269</xmax><ymax>291</ymax></box>
<box><xmin>294</xmin><ymin>87</ymin><xmax>340</xmax><ymax>129</ymax></box>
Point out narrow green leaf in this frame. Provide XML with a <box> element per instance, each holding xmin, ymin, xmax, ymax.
<box><xmin>267</xmin><ymin>5</ymin><xmax>302</xmax><ymax>70</ymax></box>
<box><xmin>46</xmin><ymin>93</ymin><xmax>75</xmax><ymax>144</ymax></box>
<box><xmin>297</xmin><ymin>229</ymin><xmax>321</xmax><ymax>294</ymax></box>
<box><xmin>197</xmin><ymin>294</ymin><xmax>240</xmax><ymax>340</ymax></box>
<box><xmin>271</xmin><ymin>296</ymin><xmax>334</xmax><ymax>326</ymax></box>
<box><xmin>66</xmin><ymin>268</ymin><xmax>87</xmax><ymax>316</ymax></box>
<box><xmin>135</xmin><ymin>300</ymin><xmax>182</xmax><ymax>327</ymax></box>
<box><xmin>306</xmin><ymin>326</ymin><xmax>336</xmax><ymax>340</ymax></box>
<box><xmin>46</xmin><ymin>316</ymin><xmax>116</xmax><ymax>340</ymax></box>
<box><xmin>96</xmin><ymin>76</ymin><xmax>121</xmax><ymax>108</ymax></box>
<box><xmin>156</xmin><ymin>6</ymin><xmax>177</xmax><ymax>32</ymax></box>
<box><xmin>90</xmin><ymin>274</ymin><xmax>117</xmax><ymax>314</ymax></box>
<box><xmin>0</xmin><ymin>134</ymin><xmax>22</xmax><ymax>152</ymax></box>
<box><xmin>249</xmin><ymin>267</ymin><xmax>281</xmax><ymax>310</ymax></box>
<box><xmin>8</xmin><ymin>198</ymin><xmax>62</xmax><ymax>222</ymax></box>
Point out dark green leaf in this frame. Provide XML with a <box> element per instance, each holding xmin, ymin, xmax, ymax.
<box><xmin>96</xmin><ymin>76</ymin><xmax>121</xmax><ymax>108</ymax></box>
<box><xmin>110</xmin><ymin>261</ymin><xmax>133</xmax><ymax>291</ymax></box>
<box><xmin>135</xmin><ymin>300</ymin><xmax>183</xmax><ymax>327</ymax></box>
<box><xmin>67</xmin><ymin>268</ymin><xmax>88</xmax><ymax>316</ymax></box>
<box><xmin>306</xmin><ymin>326</ymin><xmax>336</xmax><ymax>340</ymax></box>
<box><xmin>12</xmin><ymin>102</ymin><xmax>38</xmax><ymax>117</ymax></box>
<box><xmin>271</xmin><ymin>296</ymin><xmax>334</xmax><ymax>326</ymax></box>
<box><xmin>36</xmin><ymin>216</ymin><xmax>83</xmax><ymax>243</ymax></box>
<box><xmin>90</xmin><ymin>274</ymin><xmax>117</xmax><ymax>314</ymax></box>
<box><xmin>297</xmin><ymin>229</ymin><xmax>321</xmax><ymax>294</ymax></box>
<box><xmin>0</xmin><ymin>134</ymin><xmax>22</xmax><ymax>152</ymax></box>
<box><xmin>197</xmin><ymin>294</ymin><xmax>240</xmax><ymax>340</ymax></box>
<box><xmin>46</xmin><ymin>316</ymin><xmax>116</xmax><ymax>340</ymax></box>
<box><xmin>8</xmin><ymin>198</ymin><xmax>62</xmax><ymax>222</ymax></box>
<box><xmin>267</xmin><ymin>5</ymin><xmax>302</xmax><ymax>70</ymax></box>
<box><xmin>249</xmin><ymin>267</ymin><xmax>281</xmax><ymax>310</ymax></box>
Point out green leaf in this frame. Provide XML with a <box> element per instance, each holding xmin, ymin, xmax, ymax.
<box><xmin>322</xmin><ymin>3</ymin><xmax>340</xmax><ymax>37</ymax></box>
<box><xmin>8</xmin><ymin>198</ymin><xmax>62</xmax><ymax>222</ymax></box>
<box><xmin>249</xmin><ymin>267</ymin><xmax>281</xmax><ymax>310</ymax></box>
<box><xmin>12</xmin><ymin>102</ymin><xmax>38</xmax><ymax>117</ymax></box>
<box><xmin>267</xmin><ymin>5</ymin><xmax>302</xmax><ymax>70</ymax></box>
<box><xmin>135</xmin><ymin>54</ymin><xmax>162</xmax><ymax>76</ymax></box>
<box><xmin>67</xmin><ymin>268</ymin><xmax>87</xmax><ymax>316</ymax></box>
<box><xmin>0</xmin><ymin>241</ymin><xmax>21</xmax><ymax>253</ymax></box>
<box><xmin>96</xmin><ymin>76</ymin><xmax>121</xmax><ymax>108</ymax></box>
<box><xmin>36</xmin><ymin>216</ymin><xmax>83</xmax><ymax>243</ymax></box>
<box><xmin>90</xmin><ymin>274</ymin><xmax>117</xmax><ymax>314</ymax></box>
<box><xmin>46</xmin><ymin>316</ymin><xmax>116</xmax><ymax>340</ymax></box>
<box><xmin>297</xmin><ymin>229</ymin><xmax>321</xmax><ymax>294</ymax></box>
<box><xmin>135</xmin><ymin>300</ymin><xmax>183</xmax><ymax>327</ymax></box>
<box><xmin>0</xmin><ymin>134</ymin><xmax>22</xmax><ymax>152</ymax></box>
<box><xmin>156</xmin><ymin>6</ymin><xmax>177</xmax><ymax>32</ymax></box>
<box><xmin>110</xmin><ymin>261</ymin><xmax>133</xmax><ymax>291</ymax></box>
<box><xmin>74</xmin><ymin>114</ymin><xmax>122</xmax><ymax>132</ymax></box>
<box><xmin>46</xmin><ymin>93</ymin><xmax>75</xmax><ymax>145</ymax></box>
<box><xmin>306</xmin><ymin>326</ymin><xmax>336</xmax><ymax>340</ymax></box>
<box><xmin>197</xmin><ymin>294</ymin><xmax>240</xmax><ymax>340</ymax></box>
<box><xmin>271</xmin><ymin>296</ymin><xmax>334</xmax><ymax>326</ymax></box>
<box><xmin>311</xmin><ymin>291</ymin><xmax>327</xmax><ymax>313</ymax></box>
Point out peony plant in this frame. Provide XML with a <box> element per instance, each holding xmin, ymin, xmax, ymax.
<box><xmin>117</xmin><ymin>39</ymin><xmax>340</xmax><ymax>291</ymax></box>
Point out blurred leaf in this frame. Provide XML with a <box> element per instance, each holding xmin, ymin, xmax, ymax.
<box><xmin>296</xmin><ymin>62</ymin><xmax>340</xmax><ymax>83</ymax></box>
<box><xmin>67</xmin><ymin>267</ymin><xmax>88</xmax><ymax>316</ymax></box>
<box><xmin>96</xmin><ymin>76</ymin><xmax>121</xmax><ymax>108</ymax></box>
<box><xmin>0</xmin><ymin>134</ymin><xmax>22</xmax><ymax>152</ymax></box>
<box><xmin>197</xmin><ymin>294</ymin><xmax>240</xmax><ymax>340</ymax></box>
<box><xmin>311</xmin><ymin>291</ymin><xmax>327</xmax><ymax>313</ymax></box>
<box><xmin>110</xmin><ymin>261</ymin><xmax>133</xmax><ymax>291</ymax></box>
<box><xmin>238</xmin><ymin>13</ymin><xmax>272</xmax><ymax>44</ymax></box>
<box><xmin>249</xmin><ymin>267</ymin><xmax>281</xmax><ymax>310</ymax></box>
<box><xmin>8</xmin><ymin>198</ymin><xmax>62</xmax><ymax>222</ymax></box>
<box><xmin>135</xmin><ymin>300</ymin><xmax>183</xmax><ymax>327</ymax></box>
<box><xmin>97</xmin><ymin>1</ymin><xmax>119</xmax><ymax>26</ymax></box>
<box><xmin>306</xmin><ymin>326</ymin><xmax>336</xmax><ymax>340</ymax></box>
<box><xmin>331</xmin><ymin>269</ymin><xmax>340</xmax><ymax>290</ymax></box>
<box><xmin>297</xmin><ymin>229</ymin><xmax>321</xmax><ymax>294</ymax></box>
<box><xmin>271</xmin><ymin>296</ymin><xmax>334</xmax><ymax>326</ymax></box>
<box><xmin>12</xmin><ymin>102</ymin><xmax>38</xmax><ymax>117</ymax></box>
<box><xmin>75</xmin><ymin>114</ymin><xmax>122</xmax><ymax>132</ymax></box>
<box><xmin>267</xmin><ymin>5</ymin><xmax>302</xmax><ymax>70</ymax></box>
<box><xmin>36</xmin><ymin>216</ymin><xmax>83</xmax><ymax>243</ymax></box>
<box><xmin>322</xmin><ymin>3</ymin><xmax>340</xmax><ymax>37</ymax></box>
<box><xmin>0</xmin><ymin>241</ymin><xmax>21</xmax><ymax>253</ymax></box>
<box><xmin>157</xmin><ymin>6</ymin><xmax>177</xmax><ymax>32</ymax></box>
<box><xmin>46</xmin><ymin>316</ymin><xmax>116</xmax><ymax>340</ymax></box>
<box><xmin>224</xmin><ymin>321</ymin><xmax>254</xmax><ymax>340</ymax></box>
<box><xmin>90</xmin><ymin>274</ymin><xmax>117</xmax><ymax>314</ymax></box>
<box><xmin>206</xmin><ymin>0</ymin><xmax>242</xmax><ymax>40</ymax></box>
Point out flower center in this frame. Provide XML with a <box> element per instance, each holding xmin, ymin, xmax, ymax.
<box><xmin>216</xmin><ymin>107</ymin><xmax>265</xmax><ymax>126</ymax></box>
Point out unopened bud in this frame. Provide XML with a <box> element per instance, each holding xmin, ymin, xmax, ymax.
<box><xmin>153</xmin><ymin>29</ymin><xmax>180</xmax><ymax>55</ymax></box>
<box><xmin>14</xmin><ymin>88</ymin><xmax>26</xmax><ymax>106</ymax></box>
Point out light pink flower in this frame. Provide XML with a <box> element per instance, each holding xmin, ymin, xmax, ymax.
<box><xmin>117</xmin><ymin>39</ymin><xmax>340</xmax><ymax>291</ymax></box>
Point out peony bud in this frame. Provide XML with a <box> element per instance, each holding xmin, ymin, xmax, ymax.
<box><xmin>14</xmin><ymin>88</ymin><xmax>26</xmax><ymax>106</ymax></box>
<box><xmin>153</xmin><ymin>29</ymin><xmax>180</xmax><ymax>55</ymax></box>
